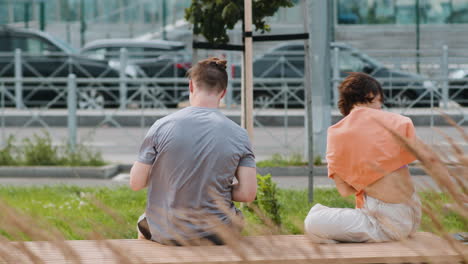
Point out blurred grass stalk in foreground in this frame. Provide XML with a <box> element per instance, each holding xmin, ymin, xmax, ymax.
<box><xmin>0</xmin><ymin>119</ymin><xmax>466</xmax><ymax>263</ymax></box>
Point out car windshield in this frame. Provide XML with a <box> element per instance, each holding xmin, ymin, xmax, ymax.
<box><xmin>46</xmin><ymin>34</ymin><xmax>79</xmax><ymax>54</ymax></box>
<box><xmin>358</xmin><ymin>52</ymin><xmax>382</xmax><ymax>69</ymax></box>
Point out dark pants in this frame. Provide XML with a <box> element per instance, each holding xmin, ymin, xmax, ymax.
<box><xmin>137</xmin><ymin>216</ymin><xmax>225</xmax><ymax>246</ymax></box>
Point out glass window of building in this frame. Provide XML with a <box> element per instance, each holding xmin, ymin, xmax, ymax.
<box><xmin>337</xmin><ymin>0</ymin><xmax>468</xmax><ymax>24</ymax></box>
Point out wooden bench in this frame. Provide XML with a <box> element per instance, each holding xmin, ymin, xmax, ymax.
<box><xmin>2</xmin><ymin>232</ymin><xmax>465</xmax><ymax>263</ymax></box>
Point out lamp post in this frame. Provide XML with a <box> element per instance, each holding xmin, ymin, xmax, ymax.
<box><xmin>415</xmin><ymin>0</ymin><xmax>420</xmax><ymax>74</ymax></box>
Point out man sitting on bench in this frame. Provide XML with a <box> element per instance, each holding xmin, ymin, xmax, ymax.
<box><xmin>305</xmin><ymin>73</ymin><xmax>421</xmax><ymax>243</ymax></box>
<box><xmin>129</xmin><ymin>57</ymin><xmax>257</xmax><ymax>246</ymax></box>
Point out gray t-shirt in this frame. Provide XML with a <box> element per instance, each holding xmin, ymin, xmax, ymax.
<box><xmin>137</xmin><ymin>106</ymin><xmax>256</xmax><ymax>242</ymax></box>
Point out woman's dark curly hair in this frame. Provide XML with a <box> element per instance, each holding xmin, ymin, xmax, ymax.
<box><xmin>337</xmin><ymin>72</ymin><xmax>384</xmax><ymax>116</ymax></box>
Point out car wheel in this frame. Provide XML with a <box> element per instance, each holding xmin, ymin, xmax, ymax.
<box><xmin>78</xmin><ymin>89</ymin><xmax>105</xmax><ymax>110</ymax></box>
<box><xmin>393</xmin><ymin>91</ymin><xmax>415</xmax><ymax>108</ymax></box>
<box><xmin>254</xmin><ymin>94</ymin><xmax>274</xmax><ymax>108</ymax></box>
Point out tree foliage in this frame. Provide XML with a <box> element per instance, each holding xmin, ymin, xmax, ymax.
<box><xmin>185</xmin><ymin>0</ymin><xmax>295</xmax><ymax>44</ymax></box>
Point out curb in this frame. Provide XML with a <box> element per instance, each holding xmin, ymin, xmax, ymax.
<box><xmin>257</xmin><ymin>166</ymin><xmax>426</xmax><ymax>177</ymax></box>
<box><xmin>0</xmin><ymin>164</ymin><xmax>426</xmax><ymax>179</ymax></box>
<box><xmin>118</xmin><ymin>164</ymin><xmax>427</xmax><ymax>177</ymax></box>
<box><xmin>0</xmin><ymin>165</ymin><xmax>119</xmax><ymax>179</ymax></box>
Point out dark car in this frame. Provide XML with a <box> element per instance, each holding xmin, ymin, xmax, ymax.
<box><xmin>232</xmin><ymin>42</ymin><xmax>438</xmax><ymax>108</ymax></box>
<box><xmin>448</xmin><ymin>69</ymin><xmax>468</xmax><ymax>106</ymax></box>
<box><xmin>80</xmin><ymin>39</ymin><xmax>190</xmax><ymax>78</ymax></box>
<box><xmin>81</xmin><ymin>39</ymin><xmax>191</xmax><ymax>107</ymax></box>
<box><xmin>0</xmin><ymin>26</ymin><xmax>121</xmax><ymax>109</ymax></box>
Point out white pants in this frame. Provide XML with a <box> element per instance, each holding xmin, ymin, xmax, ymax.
<box><xmin>304</xmin><ymin>193</ymin><xmax>421</xmax><ymax>243</ymax></box>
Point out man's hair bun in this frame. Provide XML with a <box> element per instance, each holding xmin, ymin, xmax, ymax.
<box><xmin>186</xmin><ymin>57</ymin><xmax>229</xmax><ymax>92</ymax></box>
<box><xmin>205</xmin><ymin>57</ymin><xmax>227</xmax><ymax>71</ymax></box>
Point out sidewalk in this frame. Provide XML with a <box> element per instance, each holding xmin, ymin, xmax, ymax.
<box><xmin>0</xmin><ymin>107</ymin><xmax>466</xmax><ymax>127</ymax></box>
<box><xmin>0</xmin><ymin>174</ymin><xmax>440</xmax><ymax>191</ymax></box>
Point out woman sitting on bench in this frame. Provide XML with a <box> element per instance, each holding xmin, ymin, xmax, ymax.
<box><xmin>304</xmin><ymin>72</ymin><xmax>421</xmax><ymax>243</ymax></box>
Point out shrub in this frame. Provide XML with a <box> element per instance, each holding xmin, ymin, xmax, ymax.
<box><xmin>60</xmin><ymin>144</ymin><xmax>106</xmax><ymax>167</ymax></box>
<box><xmin>0</xmin><ymin>133</ymin><xmax>105</xmax><ymax>167</ymax></box>
<box><xmin>313</xmin><ymin>155</ymin><xmax>323</xmax><ymax>166</ymax></box>
<box><xmin>252</xmin><ymin>174</ymin><xmax>282</xmax><ymax>226</ymax></box>
<box><xmin>0</xmin><ymin>135</ymin><xmax>20</xmax><ymax>166</ymax></box>
<box><xmin>22</xmin><ymin>132</ymin><xmax>59</xmax><ymax>166</ymax></box>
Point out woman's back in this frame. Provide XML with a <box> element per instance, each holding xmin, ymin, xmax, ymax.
<box><xmin>365</xmin><ymin>167</ymin><xmax>415</xmax><ymax>204</ymax></box>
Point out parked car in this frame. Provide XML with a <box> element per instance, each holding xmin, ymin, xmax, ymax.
<box><xmin>81</xmin><ymin>38</ymin><xmax>191</xmax><ymax>107</ymax></box>
<box><xmin>232</xmin><ymin>42</ymin><xmax>438</xmax><ymax>108</ymax></box>
<box><xmin>0</xmin><ymin>26</ymin><xmax>122</xmax><ymax>109</ymax></box>
<box><xmin>448</xmin><ymin>69</ymin><xmax>468</xmax><ymax>106</ymax></box>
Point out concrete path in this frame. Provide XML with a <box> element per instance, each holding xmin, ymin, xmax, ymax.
<box><xmin>0</xmin><ymin>126</ymin><xmax>466</xmax><ymax>163</ymax></box>
<box><xmin>0</xmin><ymin>174</ymin><xmax>440</xmax><ymax>191</ymax></box>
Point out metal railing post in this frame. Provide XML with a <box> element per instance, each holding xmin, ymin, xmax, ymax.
<box><xmin>119</xmin><ymin>48</ymin><xmax>128</xmax><ymax>109</ymax></box>
<box><xmin>441</xmin><ymin>45</ymin><xmax>449</xmax><ymax>109</ymax></box>
<box><xmin>332</xmin><ymin>46</ymin><xmax>340</xmax><ymax>108</ymax></box>
<box><xmin>226</xmin><ymin>52</ymin><xmax>233</xmax><ymax>109</ymax></box>
<box><xmin>67</xmin><ymin>74</ymin><xmax>77</xmax><ymax>152</ymax></box>
<box><xmin>1</xmin><ymin>82</ymin><xmax>5</xmax><ymax>144</ymax></box>
<box><xmin>14</xmin><ymin>49</ymin><xmax>23</xmax><ymax>109</ymax></box>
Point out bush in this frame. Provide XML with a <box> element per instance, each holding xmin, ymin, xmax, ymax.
<box><xmin>313</xmin><ymin>155</ymin><xmax>323</xmax><ymax>166</ymax></box>
<box><xmin>0</xmin><ymin>133</ymin><xmax>105</xmax><ymax>167</ymax></box>
<box><xmin>61</xmin><ymin>144</ymin><xmax>106</xmax><ymax>167</ymax></box>
<box><xmin>0</xmin><ymin>135</ymin><xmax>20</xmax><ymax>166</ymax></box>
<box><xmin>23</xmin><ymin>133</ymin><xmax>59</xmax><ymax>166</ymax></box>
<box><xmin>251</xmin><ymin>174</ymin><xmax>282</xmax><ymax>226</ymax></box>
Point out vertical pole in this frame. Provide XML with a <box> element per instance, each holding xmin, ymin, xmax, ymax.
<box><xmin>1</xmin><ymin>82</ymin><xmax>5</xmax><ymax>144</ymax></box>
<box><xmin>162</xmin><ymin>0</ymin><xmax>167</xmax><ymax>40</ymax></box>
<box><xmin>24</xmin><ymin>2</ymin><xmax>30</xmax><ymax>29</ymax></box>
<box><xmin>441</xmin><ymin>45</ymin><xmax>449</xmax><ymax>109</ymax></box>
<box><xmin>67</xmin><ymin>74</ymin><xmax>77</xmax><ymax>153</ymax></box>
<box><xmin>242</xmin><ymin>0</ymin><xmax>254</xmax><ymax>139</ymax></box>
<box><xmin>306</xmin><ymin>0</ymin><xmax>332</xmax><ymax>203</ymax></box>
<box><xmin>119</xmin><ymin>48</ymin><xmax>128</xmax><ymax>109</ymax></box>
<box><xmin>66</xmin><ymin>5</ymin><xmax>71</xmax><ymax>44</ymax></box>
<box><xmin>39</xmin><ymin>1</ymin><xmax>45</xmax><ymax>31</ymax></box>
<box><xmin>332</xmin><ymin>46</ymin><xmax>340</xmax><ymax>108</ymax></box>
<box><xmin>415</xmin><ymin>0</ymin><xmax>420</xmax><ymax>74</ymax></box>
<box><xmin>302</xmin><ymin>0</ymin><xmax>314</xmax><ymax>202</ymax></box>
<box><xmin>80</xmin><ymin>0</ymin><xmax>86</xmax><ymax>47</ymax></box>
<box><xmin>226</xmin><ymin>52</ymin><xmax>233</xmax><ymax>109</ymax></box>
<box><xmin>14</xmin><ymin>49</ymin><xmax>23</xmax><ymax>109</ymax></box>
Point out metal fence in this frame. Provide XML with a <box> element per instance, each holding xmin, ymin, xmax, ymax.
<box><xmin>0</xmin><ymin>45</ymin><xmax>466</xmax><ymax>165</ymax></box>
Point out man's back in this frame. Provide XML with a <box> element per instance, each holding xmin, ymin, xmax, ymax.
<box><xmin>138</xmin><ymin>106</ymin><xmax>255</xmax><ymax>243</ymax></box>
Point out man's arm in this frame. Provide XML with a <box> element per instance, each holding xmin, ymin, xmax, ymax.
<box><xmin>232</xmin><ymin>166</ymin><xmax>257</xmax><ymax>202</ymax></box>
<box><xmin>332</xmin><ymin>173</ymin><xmax>357</xmax><ymax>197</ymax></box>
<box><xmin>129</xmin><ymin>161</ymin><xmax>152</xmax><ymax>191</ymax></box>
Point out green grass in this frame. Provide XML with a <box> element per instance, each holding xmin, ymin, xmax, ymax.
<box><xmin>256</xmin><ymin>153</ymin><xmax>308</xmax><ymax>167</ymax></box>
<box><xmin>256</xmin><ymin>153</ymin><xmax>324</xmax><ymax>167</ymax></box>
<box><xmin>0</xmin><ymin>186</ymin><xmax>464</xmax><ymax>240</ymax></box>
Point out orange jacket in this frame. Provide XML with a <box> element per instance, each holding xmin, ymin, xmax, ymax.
<box><xmin>326</xmin><ymin>107</ymin><xmax>417</xmax><ymax>208</ymax></box>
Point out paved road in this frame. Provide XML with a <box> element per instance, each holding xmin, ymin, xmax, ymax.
<box><xmin>0</xmin><ymin>126</ymin><xmax>466</xmax><ymax>163</ymax></box>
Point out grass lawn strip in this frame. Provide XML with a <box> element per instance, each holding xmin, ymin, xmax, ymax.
<box><xmin>0</xmin><ymin>186</ymin><xmax>464</xmax><ymax>240</ymax></box>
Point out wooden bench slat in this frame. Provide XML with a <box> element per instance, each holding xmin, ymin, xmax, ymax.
<box><xmin>1</xmin><ymin>232</ymin><xmax>465</xmax><ymax>264</ymax></box>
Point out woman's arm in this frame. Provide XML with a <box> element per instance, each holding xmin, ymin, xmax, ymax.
<box><xmin>332</xmin><ymin>173</ymin><xmax>357</xmax><ymax>197</ymax></box>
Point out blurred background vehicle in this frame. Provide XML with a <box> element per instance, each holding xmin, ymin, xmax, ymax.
<box><xmin>80</xmin><ymin>39</ymin><xmax>189</xmax><ymax>77</ymax></box>
<box><xmin>232</xmin><ymin>42</ymin><xmax>439</xmax><ymax>108</ymax></box>
<box><xmin>0</xmin><ymin>26</ymin><xmax>121</xmax><ymax>108</ymax></box>
<box><xmin>448</xmin><ymin>69</ymin><xmax>468</xmax><ymax>106</ymax></box>
<box><xmin>80</xmin><ymin>38</ymin><xmax>191</xmax><ymax>108</ymax></box>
